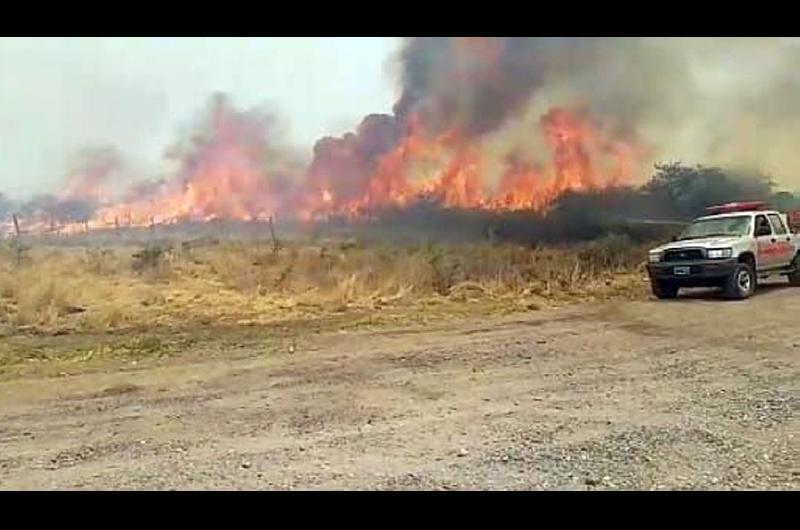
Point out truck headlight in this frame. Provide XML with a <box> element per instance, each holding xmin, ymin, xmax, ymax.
<box><xmin>707</xmin><ymin>248</ymin><xmax>733</xmax><ymax>259</ymax></box>
<box><xmin>648</xmin><ymin>251</ymin><xmax>662</xmax><ymax>263</ymax></box>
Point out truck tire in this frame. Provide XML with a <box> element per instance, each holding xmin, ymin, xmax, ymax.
<box><xmin>789</xmin><ymin>254</ymin><xmax>800</xmax><ymax>287</ymax></box>
<box><xmin>651</xmin><ymin>279</ymin><xmax>679</xmax><ymax>299</ymax></box>
<box><xmin>723</xmin><ymin>262</ymin><xmax>756</xmax><ymax>299</ymax></box>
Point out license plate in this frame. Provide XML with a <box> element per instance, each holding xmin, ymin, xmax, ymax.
<box><xmin>673</xmin><ymin>266</ymin><xmax>690</xmax><ymax>276</ymax></box>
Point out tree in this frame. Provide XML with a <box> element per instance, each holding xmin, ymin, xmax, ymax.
<box><xmin>19</xmin><ymin>192</ymin><xmax>98</xmax><ymax>225</ymax></box>
<box><xmin>0</xmin><ymin>193</ymin><xmax>14</xmax><ymax>219</ymax></box>
<box><xmin>645</xmin><ymin>163</ymin><xmax>774</xmax><ymax>219</ymax></box>
<box><xmin>21</xmin><ymin>193</ymin><xmax>58</xmax><ymax>218</ymax></box>
<box><xmin>52</xmin><ymin>199</ymin><xmax>96</xmax><ymax>224</ymax></box>
<box><xmin>771</xmin><ymin>191</ymin><xmax>800</xmax><ymax>212</ymax></box>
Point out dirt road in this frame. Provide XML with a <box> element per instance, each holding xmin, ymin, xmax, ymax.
<box><xmin>0</xmin><ymin>284</ymin><xmax>797</xmax><ymax>490</ymax></box>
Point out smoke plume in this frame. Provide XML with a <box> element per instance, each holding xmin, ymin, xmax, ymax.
<box><xmin>386</xmin><ymin>37</ymin><xmax>800</xmax><ymax>187</ymax></box>
<box><xmin>7</xmin><ymin>38</ymin><xmax>800</xmax><ymax>236</ymax></box>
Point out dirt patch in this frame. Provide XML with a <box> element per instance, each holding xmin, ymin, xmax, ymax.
<box><xmin>0</xmin><ymin>286</ymin><xmax>797</xmax><ymax>490</ymax></box>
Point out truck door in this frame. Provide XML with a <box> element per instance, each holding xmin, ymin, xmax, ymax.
<box><xmin>754</xmin><ymin>214</ymin><xmax>778</xmax><ymax>269</ymax></box>
<box><xmin>767</xmin><ymin>213</ymin><xmax>794</xmax><ymax>266</ymax></box>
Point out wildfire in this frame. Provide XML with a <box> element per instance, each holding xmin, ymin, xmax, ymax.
<box><xmin>2</xmin><ymin>38</ymin><xmax>666</xmax><ymax>237</ymax></box>
<box><xmin>303</xmin><ymin>107</ymin><xmax>635</xmax><ymax>219</ymax></box>
<box><xmin>6</xmin><ymin>102</ymin><xmax>637</xmax><ymax>237</ymax></box>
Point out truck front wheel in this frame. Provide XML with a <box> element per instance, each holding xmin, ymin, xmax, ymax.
<box><xmin>723</xmin><ymin>262</ymin><xmax>756</xmax><ymax>299</ymax></box>
<box><xmin>651</xmin><ymin>279</ymin><xmax>679</xmax><ymax>299</ymax></box>
<box><xmin>788</xmin><ymin>254</ymin><xmax>800</xmax><ymax>287</ymax></box>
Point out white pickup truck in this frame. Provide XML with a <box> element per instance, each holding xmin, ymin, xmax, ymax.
<box><xmin>646</xmin><ymin>202</ymin><xmax>800</xmax><ymax>299</ymax></box>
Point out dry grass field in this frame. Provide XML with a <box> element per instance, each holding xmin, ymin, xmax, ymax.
<box><xmin>0</xmin><ymin>235</ymin><xmax>650</xmax><ymax>337</ymax></box>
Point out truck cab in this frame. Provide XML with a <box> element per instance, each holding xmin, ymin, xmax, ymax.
<box><xmin>646</xmin><ymin>201</ymin><xmax>800</xmax><ymax>299</ymax></box>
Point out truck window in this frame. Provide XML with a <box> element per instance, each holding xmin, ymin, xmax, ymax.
<box><xmin>755</xmin><ymin>215</ymin><xmax>772</xmax><ymax>236</ymax></box>
<box><xmin>768</xmin><ymin>213</ymin><xmax>788</xmax><ymax>235</ymax></box>
<box><xmin>678</xmin><ymin>215</ymin><xmax>751</xmax><ymax>240</ymax></box>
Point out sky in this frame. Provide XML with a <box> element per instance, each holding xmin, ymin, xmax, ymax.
<box><xmin>0</xmin><ymin>37</ymin><xmax>402</xmax><ymax>199</ymax></box>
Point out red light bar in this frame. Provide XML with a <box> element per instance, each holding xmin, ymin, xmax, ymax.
<box><xmin>705</xmin><ymin>201</ymin><xmax>767</xmax><ymax>214</ymax></box>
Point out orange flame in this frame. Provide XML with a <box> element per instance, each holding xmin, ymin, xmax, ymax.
<box><xmin>304</xmin><ymin>107</ymin><xmax>636</xmax><ymax>219</ymax></box>
<box><xmin>7</xmin><ymin>105</ymin><xmax>637</xmax><ymax>236</ymax></box>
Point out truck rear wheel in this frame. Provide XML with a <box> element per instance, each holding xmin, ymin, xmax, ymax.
<box><xmin>651</xmin><ymin>279</ymin><xmax>679</xmax><ymax>299</ymax></box>
<box><xmin>723</xmin><ymin>262</ymin><xmax>755</xmax><ymax>299</ymax></box>
<box><xmin>789</xmin><ymin>254</ymin><xmax>800</xmax><ymax>287</ymax></box>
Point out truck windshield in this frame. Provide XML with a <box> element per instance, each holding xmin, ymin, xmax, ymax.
<box><xmin>678</xmin><ymin>215</ymin><xmax>752</xmax><ymax>240</ymax></box>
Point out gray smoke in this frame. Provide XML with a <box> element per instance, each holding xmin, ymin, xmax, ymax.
<box><xmin>390</xmin><ymin>37</ymin><xmax>800</xmax><ymax>188</ymax></box>
<box><xmin>393</xmin><ymin>37</ymin><xmax>561</xmax><ymax>137</ymax></box>
<box><xmin>392</xmin><ymin>38</ymin><xmax>672</xmax><ymax>139</ymax></box>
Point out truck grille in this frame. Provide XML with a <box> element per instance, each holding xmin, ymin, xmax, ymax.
<box><xmin>663</xmin><ymin>249</ymin><xmax>704</xmax><ymax>262</ymax></box>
